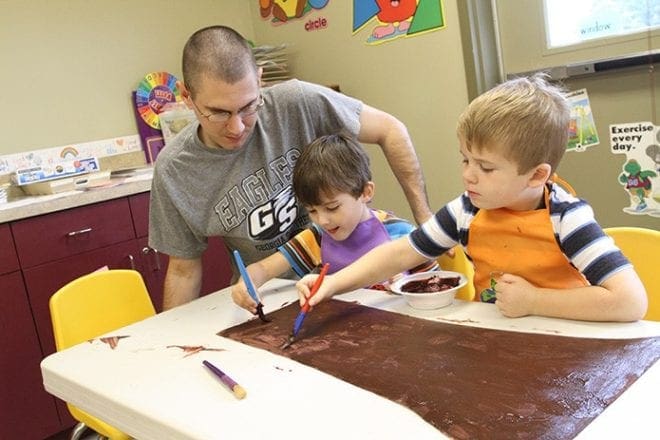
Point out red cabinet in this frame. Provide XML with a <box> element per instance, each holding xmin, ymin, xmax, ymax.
<box><xmin>22</xmin><ymin>240</ymin><xmax>144</xmax><ymax>428</ymax></box>
<box><xmin>0</xmin><ymin>224</ymin><xmax>19</xmax><ymax>273</ymax></box>
<box><xmin>12</xmin><ymin>198</ymin><xmax>135</xmax><ymax>269</ymax></box>
<box><xmin>201</xmin><ymin>236</ymin><xmax>233</xmax><ymax>296</ymax></box>
<box><xmin>3</xmin><ymin>190</ymin><xmax>233</xmax><ymax>438</ymax></box>
<box><xmin>0</xmin><ymin>241</ymin><xmax>60</xmax><ymax>439</ymax></box>
<box><xmin>128</xmin><ymin>192</ymin><xmax>233</xmax><ymax>305</ymax></box>
<box><xmin>22</xmin><ymin>240</ymin><xmax>143</xmax><ymax>357</ymax></box>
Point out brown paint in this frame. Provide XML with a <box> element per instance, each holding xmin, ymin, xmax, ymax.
<box><xmin>220</xmin><ymin>300</ymin><xmax>660</xmax><ymax>439</ymax></box>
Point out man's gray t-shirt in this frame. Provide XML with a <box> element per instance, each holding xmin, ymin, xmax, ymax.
<box><xmin>148</xmin><ymin>79</ymin><xmax>362</xmax><ymax>279</ymax></box>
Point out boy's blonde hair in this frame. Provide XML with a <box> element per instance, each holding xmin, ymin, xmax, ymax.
<box><xmin>457</xmin><ymin>73</ymin><xmax>570</xmax><ymax>174</ymax></box>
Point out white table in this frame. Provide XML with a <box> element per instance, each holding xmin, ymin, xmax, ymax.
<box><xmin>41</xmin><ymin>279</ymin><xmax>660</xmax><ymax>440</ymax></box>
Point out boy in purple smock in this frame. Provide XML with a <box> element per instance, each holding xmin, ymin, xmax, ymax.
<box><xmin>231</xmin><ymin>133</ymin><xmax>438</xmax><ymax>313</ymax></box>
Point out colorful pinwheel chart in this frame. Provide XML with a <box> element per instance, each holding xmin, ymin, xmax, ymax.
<box><xmin>135</xmin><ymin>71</ymin><xmax>181</xmax><ymax>129</ymax></box>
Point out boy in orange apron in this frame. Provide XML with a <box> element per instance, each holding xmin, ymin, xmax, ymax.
<box><xmin>231</xmin><ymin>133</ymin><xmax>437</xmax><ymax>313</ymax></box>
<box><xmin>297</xmin><ymin>75</ymin><xmax>648</xmax><ymax>322</ymax></box>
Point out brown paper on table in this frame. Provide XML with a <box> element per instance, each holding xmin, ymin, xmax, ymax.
<box><xmin>220</xmin><ymin>300</ymin><xmax>660</xmax><ymax>440</ymax></box>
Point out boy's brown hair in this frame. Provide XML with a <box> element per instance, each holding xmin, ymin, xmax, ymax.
<box><xmin>293</xmin><ymin>133</ymin><xmax>371</xmax><ymax>206</ymax></box>
<box><xmin>457</xmin><ymin>73</ymin><xmax>570</xmax><ymax>174</ymax></box>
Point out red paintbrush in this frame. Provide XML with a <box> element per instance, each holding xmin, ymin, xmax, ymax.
<box><xmin>281</xmin><ymin>263</ymin><xmax>330</xmax><ymax>349</ymax></box>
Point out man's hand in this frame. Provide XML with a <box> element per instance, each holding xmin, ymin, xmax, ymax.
<box><xmin>230</xmin><ymin>280</ymin><xmax>258</xmax><ymax>314</ymax></box>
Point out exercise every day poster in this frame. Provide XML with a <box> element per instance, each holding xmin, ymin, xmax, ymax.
<box><xmin>610</xmin><ymin>121</ymin><xmax>660</xmax><ymax>218</ymax></box>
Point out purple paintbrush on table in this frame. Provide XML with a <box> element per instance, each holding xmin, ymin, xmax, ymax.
<box><xmin>202</xmin><ymin>360</ymin><xmax>247</xmax><ymax>399</ymax></box>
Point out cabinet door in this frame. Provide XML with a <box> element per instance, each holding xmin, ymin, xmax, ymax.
<box><xmin>130</xmin><ymin>192</ymin><xmax>233</xmax><ymax>306</ymax></box>
<box><xmin>137</xmin><ymin>236</ymin><xmax>233</xmax><ymax>311</ymax></box>
<box><xmin>128</xmin><ymin>191</ymin><xmax>150</xmax><ymax>238</ymax></box>
<box><xmin>11</xmin><ymin>198</ymin><xmax>135</xmax><ymax>268</ymax></box>
<box><xmin>0</xmin><ymin>223</ymin><xmax>19</xmax><ymax>275</ymax></box>
<box><xmin>137</xmin><ymin>236</ymin><xmax>166</xmax><ymax>312</ymax></box>
<box><xmin>201</xmin><ymin>236</ymin><xmax>233</xmax><ymax>295</ymax></box>
<box><xmin>22</xmin><ymin>239</ymin><xmax>143</xmax><ymax>429</ymax></box>
<box><xmin>0</xmin><ymin>271</ymin><xmax>60</xmax><ymax>440</ymax></box>
<box><xmin>22</xmin><ymin>240</ymin><xmax>143</xmax><ymax>358</ymax></box>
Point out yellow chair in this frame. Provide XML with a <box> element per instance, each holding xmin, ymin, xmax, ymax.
<box><xmin>49</xmin><ymin>269</ymin><xmax>156</xmax><ymax>440</ymax></box>
<box><xmin>604</xmin><ymin>227</ymin><xmax>660</xmax><ymax>321</ymax></box>
<box><xmin>437</xmin><ymin>245</ymin><xmax>475</xmax><ymax>301</ymax></box>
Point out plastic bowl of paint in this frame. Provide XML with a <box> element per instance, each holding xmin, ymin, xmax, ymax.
<box><xmin>390</xmin><ymin>271</ymin><xmax>467</xmax><ymax>310</ymax></box>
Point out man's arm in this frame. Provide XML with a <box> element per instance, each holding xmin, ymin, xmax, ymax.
<box><xmin>162</xmin><ymin>256</ymin><xmax>203</xmax><ymax>310</ymax></box>
<box><xmin>357</xmin><ymin>103</ymin><xmax>432</xmax><ymax>224</ymax></box>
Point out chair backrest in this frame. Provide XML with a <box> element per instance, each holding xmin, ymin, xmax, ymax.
<box><xmin>49</xmin><ymin>269</ymin><xmax>154</xmax><ymax>439</ymax></box>
<box><xmin>50</xmin><ymin>269</ymin><xmax>156</xmax><ymax>351</ymax></box>
<box><xmin>437</xmin><ymin>246</ymin><xmax>475</xmax><ymax>301</ymax></box>
<box><xmin>604</xmin><ymin>227</ymin><xmax>660</xmax><ymax>321</ymax></box>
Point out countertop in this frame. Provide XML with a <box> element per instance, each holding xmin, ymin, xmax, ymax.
<box><xmin>0</xmin><ymin>167</ymin><xmax>153</xmax><ymax>224</ymax></box>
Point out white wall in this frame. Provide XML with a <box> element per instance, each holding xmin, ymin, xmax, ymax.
<box><xmin>2</xmin><ymin>1</ymin><xmax>471</xmax><ymax>221</ymax></box>
<box><xmin>0</xmin><ymin>0</ymin><xmax>254</xmax><ymax>154</ymax></box>
<box><xmin>494</xmin><ymin>0</ymin><xmax>659</xmax><ymax>229</ymax></box>
<box><xmin>251</xmin><ymin>1</ymin><xmax>470</xmax><ymax>219</ymax></box>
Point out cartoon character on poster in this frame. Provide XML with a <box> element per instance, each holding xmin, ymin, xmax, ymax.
<box><xmin>566</xmin><ymin>89</ymin><xmax>599</xmax><ymax>152</ymax></box>
<box><xmin>353</xmin><ymin>0</ymin><xmax>445</xmax><ymax>45</ymax></box>
<box><xmin>260</xmin><ymin>0</ymin><xmax>329</xmax><ymax>23</ymax></box>
<box><xmin>610</xmin><ymin>121</ymin><xmax>660</xmax><ymax>217</ymax></box>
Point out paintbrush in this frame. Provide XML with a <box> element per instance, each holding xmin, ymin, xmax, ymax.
<box><xmin>202</xmin><ymin>360</ymin><xmax>247</xmax><ymax>399</ymax></box>
<box><xmin>233</xmin><ymin>250</ymin><xmax>271</xmax><ymax>322</ymax></box>
<box><xmin>281</xmin><ymin>263</ymin><xmax>330</xmax><ymax>349</ymax></box>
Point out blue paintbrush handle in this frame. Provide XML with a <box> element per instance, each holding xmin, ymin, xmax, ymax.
<box><xmin>292</xmin><ymin>310</ymin><xmax>307</xmax><ymax>337</ymax></box>
<box><xmin>233</xmin><ymin>250</ymin><xmax>259</xmax><ymax>303</ymax></box>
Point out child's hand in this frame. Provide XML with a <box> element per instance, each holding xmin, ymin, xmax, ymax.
<box><xmin>230</xmin><ymin>281</ymin><xmax>258</xmax><ymax>314</ymax></box>
<box><xmin>296</xmin><ymin>274</ymin><xmax>334</xmax><ymax>307</ymax></box>
<box><xmin>494</xmin><ymin>273</ymin><xmax>539</xmax><ymax>318</ymax></box>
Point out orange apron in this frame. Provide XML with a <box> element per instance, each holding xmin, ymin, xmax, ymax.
<box><xmin>467</xmin><ymin>186</ymin><xmax>588</xmax><ymax>301</ymax></box>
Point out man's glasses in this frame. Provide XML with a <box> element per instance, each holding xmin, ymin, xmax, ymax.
<box><xmin>191</xmin><ymin>95</ymin><xmax>264</xmax><ymax>123</ymax></box>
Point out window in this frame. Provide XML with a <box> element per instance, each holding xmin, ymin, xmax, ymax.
<box><xmin>544</xmin><ymin>0</ymin><xmax>659</xmax><ymax>48</ymax></box>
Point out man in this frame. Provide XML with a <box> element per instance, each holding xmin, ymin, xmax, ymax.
<box><xmin>149</xmin><ymin>25</ymin><xmax>431</xmax><ymax>310</ymax></box>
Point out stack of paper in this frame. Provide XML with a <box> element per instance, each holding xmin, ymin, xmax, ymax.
<box><xmin>253</xmin><ymin>44</ymin><xmax>291</xmax><ymax>86</ymax></box>
<box><xmin>20</xmin><ymin>171</ymin><xmax>111</xmax><ymax>195</ymax></box>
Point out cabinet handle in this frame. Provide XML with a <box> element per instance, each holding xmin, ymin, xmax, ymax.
<box><xmin>127</xmin><ymin>254</ymin><xmax>135</xmax><ymax>270</ymax></box>
<box><xmin>66</xmin><ymin>227</ymin><xmax>93</xmax><ymax>237</ymax></box>
<box><xmin>142</xmin><ymin>246</ymin><xmax>161</xmax><ymax>271</ymax></box>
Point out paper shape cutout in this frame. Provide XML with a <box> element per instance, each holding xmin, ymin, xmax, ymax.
<box><xmin>610</xmin><ymin>121</ymin><xmax>660</xmax><ymax>217</ymax></box>
<box><xmin>567</xmin><ymin>89</ymin><xmax>599</xmax><ymax>152</ymax></box>
<box><xmin>353</xmin><ymin>0</ymin><xmax>445</xmax><ymax>45</ymax></box>
<box><xmin>353</xmin><ymin>0</ymin><xmax>379</xmax><ymax>30</ymax></box>
<box><xmin>260</xmin><ymin>0</ymin><xmax>329</xmax><ymax>24</ymax></box>
<box><xmin>408</xmin><ymin>0</ymin><xmax>445</xmax><ymax>35</ymax></box>
<box><xmin>135</xmin><ymin>72</ymin><xmax>181</xmax><ymax>129</ymax></box>
<box><xmin>132</xmin><ymin>91</ymin><xmax>165</xmax><ymax>164</ymax></box>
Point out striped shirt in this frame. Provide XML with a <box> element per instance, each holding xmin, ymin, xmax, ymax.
<box><xmin>280</xmin><ymin>209</ymin><xmax>438</xmax><ymax>279</ymax></box>
<box><xmin>409</xmin><ymin>183</ymin><xmax>630</xmax><ymax>287</ymax></box>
